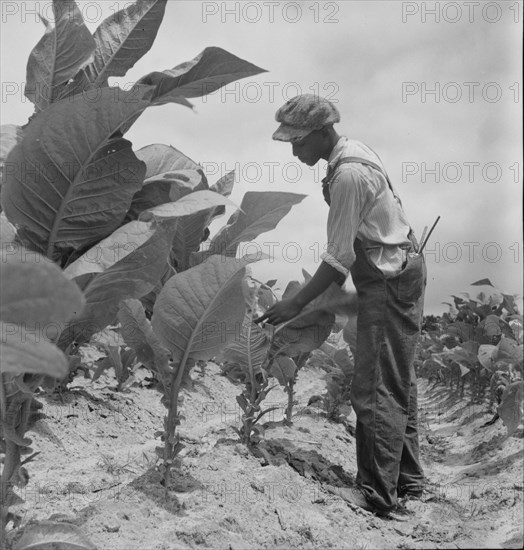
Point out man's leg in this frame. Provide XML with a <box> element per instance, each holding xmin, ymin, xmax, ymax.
<box><xmin>350</xmin><ymin>252</ymin><xmax>426</xmax><ymax>512</ymax></box>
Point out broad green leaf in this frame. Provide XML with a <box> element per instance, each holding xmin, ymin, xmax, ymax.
<box><xmin>495</xmin><ymin>337</ymin><xmax>523</xmax><ymax>365</ymax></box>
<box><xmin>64</xmin><ymin>220</ymin><xmax>156</xmax><ymax>279</ymax></box>
<box><xmin>127</xmin><ymin>144</ymin><xmax>205</xmax><ymax>219</ymax></box>
<box><xmin>0</xmin><ymin>124</ymin><xmax>24</xmax><ymax>182</ymax></box>
<box><xmin>0</xmin><ymin>250</ymin><xmax>84</xmax><ymax>328</ymax></box>
<box><xmin>502</xmin><ymin>293</ymin><xmax>519</xmax><ymax>315</ymax></box>
<box><xmin>58</xmin><ymin>224</ymin><xmax>173</xmax><ymax>347</ymax></box>
<box><xmin>270</xmin><ymin>283</ymin><xmax>354</xmax><ymax>357</ymax></box>
<box><xmin>207</xmin><ymin>171</ymin><xmax>235</xmax><ymax>225</ymax></box>
<box><xmin>170</xmin><ymin>209</ymin><xmax>216</xmax><ymax>272</ymax></box>
<box><xmin>13</xmin><ymin>520</ymin><xmax>96</xmax><ymax>550</ymax></box>
<box><xmin>138</xmin><ymin>46</ymin><xmax>267</xmax><ymax>105</ymax></box>
<box><xmin>1</xmin><ymin>87</ymin><xmax>153</xmax><ymax>261</ymax></box>
<box><xmin>141</xmin><ymin>190</ymin><xmax>236</xmax><ymax>220</ymax></box>
<box><xmin>476</xmin><ymin>315</ymin><xmax>514</xmax><ymax>343</ymax></box>
<box><xmin>117</xmin><ymin>298</ymin><xmax>171</xmax><ymax>382</ymax></box>
<box><xmin>269</xmin><ymin>355</ymin><xmax>297</xmax><ymax>386</ymax></box>
<box><xmin>0</xmin><ymin>322</ymin><xmax>68</xmax><ymax>377</ymax></box>
<box><xmin>210</xmin><ymin>171</ymin><xmax>235</xmax><ymax>197</ymax></box>
<box><xmin>137</xmin><ymin>144</ymin><xmax>203</xmax><ymax>179</ymax></box>
<box><xmin>152</xmin><ymin>255</ymin><xmax>263</xmax><ymax>362</ymax></box>
<box><xmin>217</xmin><ymin>315</ymin><xmax>270</xmax><ymax>376</ymax></box>
<box><xmin>478</xmin><ymin>344</ymin><xmax>496</xmax><ymax>370</ymax></box>
<box><xmin>207</xmin><ymin>191</ymin><xmax>307</xmax><ymax>257</ymax></box>
<box><xmin>25</xmin><ymin>1</ymin><xmax>96</xmax><ymax>112</ymax></box>
<box><xmin>447</xmin><ymin>321</ymin><xmax>475</xmax><ymax>342</ymax></box>
<box><xmin>497</xmin><ymin>381</ymin><xmax>524</xmax><ymax>436</ymax></box>
<box><xmin>86</xmin><ymin>0</ymin><xmax>168</xmax><ymax>87</ymax></box>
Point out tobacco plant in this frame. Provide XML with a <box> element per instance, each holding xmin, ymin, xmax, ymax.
<box><xmin>218</xmin><ymin>272</ymin><xmax>358</xmax><ymax>445</ymax></box>
<box><xmin>0</xmin><ymin>0</ymin><xmax>266</xmax><ymax>362</ymax></box>
<box><xmin>417</xmin><ymin>278</ymin><xmax>523</xmax><ymax>434</ymax></box>
<box><xmin>0</xmin><ymin>243</ymin><xmax>93</xmax><ymax>548</ymax></box>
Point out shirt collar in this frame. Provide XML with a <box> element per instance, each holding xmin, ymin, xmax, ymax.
<box><xmin>326</xmin><ymin>136</ymin><xmax>349</xmax><ymax>171</ymax></box>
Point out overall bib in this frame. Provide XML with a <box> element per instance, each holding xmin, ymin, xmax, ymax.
<box><xmin>323</xmin><ymin>157</ymin><xmax>427</xmax><ymax>511</ymax></box>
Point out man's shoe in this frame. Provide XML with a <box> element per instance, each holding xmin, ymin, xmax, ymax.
<box><xmin>329</xmin><ymin>486</ymin><xmax>375</xmax><ymax>512</ymax></box>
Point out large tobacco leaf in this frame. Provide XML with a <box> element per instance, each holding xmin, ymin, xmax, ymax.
<box><xmin>58</xmin><ymin>223</ymin><xmax>173</xmax><ymax>347</ymax></box>
<box><xmin>64</xmin><ymin>220</ymin><xmax>157</xmax><ymax>279</ymax></box>
<box><xmin>1</xmin><ymin>86</ymin><xmax>153</xmax><ymax>263</ymax></box>
<box><xmin>270</xmin><ymin>283</ymin><xmax>357</xmax><ymax>357</ymax></box>
<box><xmin>152</xmin><ymin>255</ymin><xmax>263</xmax><ymax>363</ymax></box>
<box><xmin>25</xmin><ymin>0</ymin><xmax>96</xmax><ymax>112</ymax></box>
<box><xmin>206</xmin><ymin>191</ymin><xmax>307</xmax><ymax>257</ymax></box>
<box><xmin>127</xmin><ymin>144</ymin><xmax>206</xmax><ymax>220</ymax></box>
<box><xmin>0</xmin><ymin>250</ymin><xmax>84</xmax><ymax>376</ymax></box>
<box><xmin>85</xmin><ymin>0</ymin><xmax>168</xmax><ymax>88</ymax></box>
<box><xmin>138</xmin><ymin>46</ymin><xmax>267</xmax><ymax>105</ymax></box>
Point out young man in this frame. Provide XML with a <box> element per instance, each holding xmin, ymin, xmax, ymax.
<box><xmin>257</xmin><ymin>94</ymin><xmax>427</xmax><ymax>516</ymax></box>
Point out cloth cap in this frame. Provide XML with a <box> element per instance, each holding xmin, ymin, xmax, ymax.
<box><xmin>272</xmin><ymin>94</ymin><xmax>340</xmax><ymax>142</ymax></box>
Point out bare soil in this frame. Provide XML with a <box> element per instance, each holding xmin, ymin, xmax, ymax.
<box><xmin>9</xmin><ymin>350</ymin><xmax>524</xmax><ymax>550</ymax></box>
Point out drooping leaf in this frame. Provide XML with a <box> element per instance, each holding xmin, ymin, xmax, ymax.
<box><xmin>0</xmin><ymin>249</ymin><xmax>84</xmax><ymax>329</ymax></box>
<box><xmin>141</xmin><ymin>190</ymin><xmax>236</xmax><ymax>221</ymax></box>
<box><xmin>0</xmin><ymin>321</ymin><xmax>68</xmax><ymax>377</ymax></box>
<box><xmin>207</xmin><ymin>191</ymin><xmax>307</xmax><ymax>257</ymax></box>
<box><xmin>138</xmin><ymin>46</ymin><xmax>267</xmax><ymax>105</ymax></box>
<box><xmin>58</xmin><ymin>223</ymin><xmax>173</xmax><ymax>347</ymax></box>
<box><xmin>502</xmin><ymin>293</ymin><xmax>519</xmax><ymax>315</ymax></box>
<box><xmin>13</xmin><ymin>520</ymin><xmax>96</xmax><ymax>550</ymax></box>
<box><xmin>210</xmin><ymin>171</ymin><xmax>235</xmax><ymax>197</ymax></box>
<box><xmin>478</xmin><ymin>344</ymin><xmax>496</xmax><ymax>370</ymax></box>
<box><xmin>270</xmin><ymin>283</ymin><xmax>354</xmax><ymax>357</ymax></box>
<box><xmin>497</xmin><ymin>381</ymin><xmax>524</xmax><ymax>435</ymax></box>
<box><xmin>117</xmin><ymin>298</ymin><xmax>171</xmax><ymax>382</ymax></box>
<box><xmin>86</xmin><ymin>0</ymin><xmax>168</xmax><ymax>88</ymax></box>
<box><xmin>137</xmin><ymin>143</ymin><xmax>203</xmax><ymax>180</ymax></box>
<box><xmin>127</xmin><ymin>144</ymin><xmax>206</xmax><ymax>219</ymax></box>
<box><xmin>470</xmin><ymin>278</ymin><xmax>495</xmax><ymax>287</ymax></box>
<box><xmin>269</xmin><ymin>355</ymin><xmax>297</xmax><ymax>386</ymax></box>
<box><xmin>64</xmin><ymin>220</ymin><xmax>156</xmax><ymax>279</ymax></box>
<box><xmin>152</xmin><ymin>254</ymin><xmax>263</xmax><ymax>363</ymax></box>
<box><xmin>25</xmin><ymin>1</ymin><xmax>97</xmax><ymax>112</ymax></box>
<box><xmin>1</xmin><ymin>86</ymin><xmax>154</xmax><ymax>262</ymax></box>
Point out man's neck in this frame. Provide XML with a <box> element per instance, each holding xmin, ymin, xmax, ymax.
<box><xmin>322</xmin><ymin>131</ymin><xmax>342</xmax><ymax>161</ymax></box>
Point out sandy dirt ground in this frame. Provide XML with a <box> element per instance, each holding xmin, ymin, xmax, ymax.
<box><xmin>8</xmin><ymin>354</ymin><xmax>523</xmax><ymax>550</ymax></box>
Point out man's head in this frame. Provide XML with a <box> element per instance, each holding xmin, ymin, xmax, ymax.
<box><xmin>272</xmin><ymin>94</ymin><xmax>340</xmax><ymax>165</ymax></box>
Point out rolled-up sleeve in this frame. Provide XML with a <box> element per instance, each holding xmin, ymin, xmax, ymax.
<box><xmin>320</xmin><ymin>168</ymin><xmax>377</xmax><ymax>276</ymax></box>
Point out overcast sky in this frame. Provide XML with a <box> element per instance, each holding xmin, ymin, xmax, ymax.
<box><xmin>1</xmin><ymin>0</ymin><xmax>522</xmax><ymax>314</ymax></box>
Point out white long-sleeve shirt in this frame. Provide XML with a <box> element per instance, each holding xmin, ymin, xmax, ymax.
<box><xmin>320</xmin><ymin>137</ymin><xmax>413</xmax><ymax>278</ymax></box>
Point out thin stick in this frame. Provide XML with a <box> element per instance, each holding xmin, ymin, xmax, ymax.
<box><xmin>419</xmin><ymin>226</ymin><xmax>428</xmax><ymax>252</ymax></box>
<box><xmin>418</xmin><ymin>216</ymin><xmax>441</xmax><ymax>254</ymax></box>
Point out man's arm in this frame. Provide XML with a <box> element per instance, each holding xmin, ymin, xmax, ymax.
<box><xmin>254</xmin><ymin>261</ymin><xmax>343</xmax><ymax>325</ymax></box>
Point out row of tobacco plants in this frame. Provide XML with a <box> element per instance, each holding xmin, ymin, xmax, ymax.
<box><xmin>416</xmin><ymin>279</ymin><xmax>523</xmax><ymax>435</ymax></box>
<box><xmin>0</xmin><ymin>1</ymin><xmax>357</xmax><ymax>548</ymax></box>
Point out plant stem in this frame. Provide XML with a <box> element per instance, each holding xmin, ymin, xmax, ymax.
<box><xmin>285</xmin><ymin>378</ymin><xmax>295</xmax><ymax>424</ymax></box>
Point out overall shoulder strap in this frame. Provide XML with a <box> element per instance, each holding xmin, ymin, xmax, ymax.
<box><xmin>322</xmin><ymin>156</ymin><xmax>401</xmax><ymax>205</ymax></box>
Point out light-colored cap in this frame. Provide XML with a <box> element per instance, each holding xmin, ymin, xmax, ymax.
<box><xmin>272</xmin><ymin>94</ymin><xmax>340</xmax><ymax>142</ymax></box>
